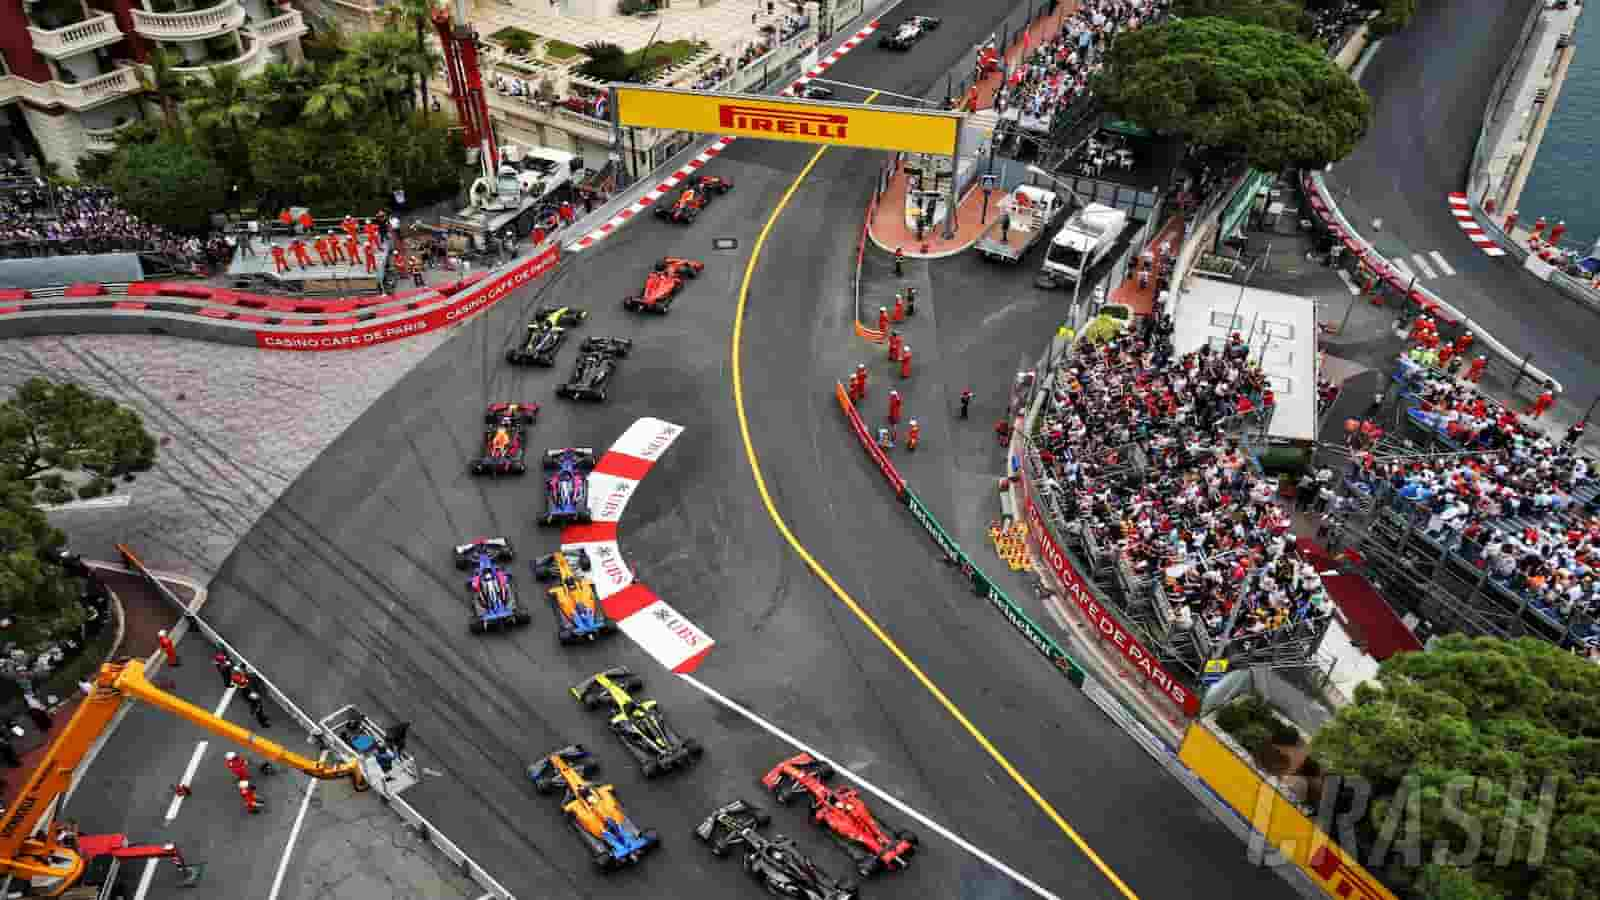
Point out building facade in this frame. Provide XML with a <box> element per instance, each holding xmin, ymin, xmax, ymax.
<box><xmin>0</xmin><ymin>0</ymin><xmax>308</xmax><ymax>176</ymax></box>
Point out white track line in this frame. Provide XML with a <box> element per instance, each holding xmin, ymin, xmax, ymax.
<box><xmin>1411</xmin><ymin>253</ymin><xmax>1437</xmax><ymax>279</ymax></box>
<box><xmin>268</xmin><ymin>750</ymin><xmax>327</xmax><ymax>900</ymax></box>
<box><xmin>132</xmin><ymin>857</ymin><xmax>160</xmax><ymax>900</ymax></box>
<box><xmin>1389</xmin><ymin>255</ymin><xmax>1414</xmax><ymax>280</ymax></box>
<box><xmin>680</xmin><ymin>673</ymin><xmax>1061</xmax><ymax>900</ymax></box>
<box><xmin>1429</xmin><ymin>251</ymin><xmax>1456</xmax><ymax>277</ymax></box>
<box><xmin>1335</xmin><ymin>268</ymin><xmax>1360</xmax><ymax>295</ymax></box>
<box><xmin>164</xmin><ymin>686</ymin><xmax>235</xmax><ymax>821</ymax></box>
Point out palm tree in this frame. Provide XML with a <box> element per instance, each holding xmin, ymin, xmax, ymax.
<box><xmin>349</xmin><ymin>30</ymin><xmax>422</xmax><ymax>123</ymax></box>
<box><xmin>384</xmin><ymin>0</ymin><xmax>439</xmax><ymax>113</ymax></box>
<box><xmin>252</xmin><ymin>61</ymin><xmax>311</xmax><ymax>126</ymax></box>
<box><xmin>182</xmin><ymin>64</ymin><xmax>259</xmax><ymax>144</ymax></box>
<box><xmin>302</xmin><ymin>62</ymin><xmax>367</xmax><ymax>127</ymax></box>
<box><xmin>139</xmin><ymin>49</ymin><xmax>187</xmax><ymax>133</ymax></box>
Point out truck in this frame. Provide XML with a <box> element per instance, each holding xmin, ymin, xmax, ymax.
<box><xmin>507</xmin><ymin>145</ymin><xmax>584</xmax><ymax>203</ymax></box>
<box><xmin>973</xmin><ymin>186</ymin><xmax>1064</xmax><ymax>263</ymax></box>
<box><xmin>1039</xmin><ymin>203</ymin><xmax>1129</xmax><ymax>287</ymax></box>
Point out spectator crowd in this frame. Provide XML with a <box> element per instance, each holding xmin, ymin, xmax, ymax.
<box><xmin>0</xmin><ymin>185</ymin><xmax>229</xmax><ymax>270</ymax></box>
<box><xmin>1028</xmin><ymin>311</ymin><xmax>1332</xmax><ymax>651</ymax></box>
<box><xmin>1338</xmin><ymin>352</ymin><xmax>1600</xmax><ymax>643</ymax></box>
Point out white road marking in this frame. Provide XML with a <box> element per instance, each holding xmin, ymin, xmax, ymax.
<box><xmin>268</xmin><ymin>751</ymin><xmax>326</xmax><ymax>900</ymax></box>
<box><xmin>164</xmin><ymin>687</ymin><xmax>235</xmax><ymax>821</ymax></box>
<box><xmin>1389</xmin><ymin>255</ymin><xmax>1414</xmax><ymax>280</ymax></box>
<box><xmin>1335</xmin><ymin>268</ymin><xmax>1360</xmax><ymax>295</ymax></box>
<box><xmin>132</xmin><ymin>858</ymin><xmax>160</xmax><ymax>900</ymax></box>
<box><xmin>37</xmin><ymin>493</ymin><xmax>132</xmax><ymax>512</ymax></box>
<box><xmin>1429</xmin><ymin>251</ymin><xmax>1456</xmax><ymax>276</ymax></box>
<box><xmin>680</xmin><ymin>673</ymin><xmax>1062</xmax><ymax>900</ymax></box>
<box><xmin>1411</xmin><ymin>253</ymin><xmax>1437</xmax><ymax>279</ymax></box>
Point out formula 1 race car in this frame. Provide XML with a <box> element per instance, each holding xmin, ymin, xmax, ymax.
<box><xmin>798</xmin><ymin>84</ymin><xmax>833</xmax><ymax>99</ymax></box>
<box><xmin>529</xmin><ymin>746</ymin><xmax>661</xmax><ymax>871</ymax></box>
<box><xmin>540</xmin><ymin>447</ymin><xmax>595</xmax><ymax>526</ymax></box>
<box><xmin>878</xmin><ymin>18</ymin><xmax>928</xmax><ymax>49</ymax></box>
<box><xmin>655</xmin><ymin>183</ymin><xmax>708</xmax><ymax>224</ymax></box>
<box><xmin>507</xmin><ymin>323</ymin><xmax>567</xmax><ymax>366</ymax></box>
<box><xmin>694</xmin><ymin>174</ymin><xmax>735</xmax><ymax>195</ymax></box>
<box><xmin>556</xmin><ymin>339</ymin><xmax>630</xmax><ymax>402</ymax></box>
<box><xmin>535</xmin><ymin>549</ymin><xmax>617</xmax><ymax>643</ymax></box>
<box><xmin>572</xmin><ymin>667</ymin><xmax>703</xmax><ymax>777</ymax></box>
<box><xmin>530</xmin><ymin>305</ymin><xmax>589</xmax><ymax>330</ymax></box>
<box><xmin>452</xmin><ymin>538</ymin><xmax>532</xmax><ymax>633</ymax></box>
<box><xmin>696</xmin><ymin>800</ymin><xmax>860</xmax><ymax>900</ymax></box>
<box><xmin>623</xmin><ymin>258</ymin><xmax>704</xmax><ymax>314</ymax></box>
<box><xmin>470</xmin><ymin>403</ymin><xmax>538</xmax><ymax>475</ymax></box>
<box><xmin>763</xmin><ymin>753</ymin><xmax>918</xmax><ymax>876</ymax></box>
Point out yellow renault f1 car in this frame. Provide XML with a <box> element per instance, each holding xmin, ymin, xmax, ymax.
<box><xmin>533</xmin><ymin>549</ymin><xmax>617</xmax><ymax>644</ymax></box>
<box><xmin>572</xmin><ymin>667</ymin><xmax>703</xmax><ymax>777</ymax></box>
<box><xmin>528</xmin><ymin>745</ymin><xmax>660</xmax><ymax>871</ymax></box>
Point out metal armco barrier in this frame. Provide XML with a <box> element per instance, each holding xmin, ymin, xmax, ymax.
<box><xmin>1303</xmin><ymin>171</ymin><xmax>1563</xmax><ymax>393</ymax></box>
<box><xmin>833</xmin><ymin>384</ymin><xmax>1089</xmax><ymax>687</ymax></box>
<box><xmin>113</xmin><ymin>545</ymin><xmax>517</xmax><ymax>900</ymax></box>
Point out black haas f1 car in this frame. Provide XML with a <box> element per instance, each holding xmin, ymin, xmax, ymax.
<box><xmin>572</xmin><ymin>667</ymin><xmax>703</xmax><ymax>777</ymax></box>
<box><xmin>696</xmin><ymin>800</ymin><xmax>860</xmax><ymax>900</ymax></box>
<box><xmin>535</xmin><ymin>549</ymin><xmax>617</xmax><ymax>643</ymax></box>
<box><xmin>507</xmin><ymin>322</ymin><xmax>567</xmax><ymax>366</ymax></box>
<box><xmin>763</xmin><ymin>753</ymin><xmax>918</xmax><ymax>876</ymax></box>
<box><xmin>623</xmin><ymin>258</ymin><xmax>703</xmax><ymax>314</ymax></box>
<box><xmin>540</xmin><ymin>447</ymin><xmax>595</xmax><ymax>526</ymax></box>
<box><xmin>470</xmin><ymin>403</ymin><xmax>538</xmax><ymax>475</ymax></box>
<box><xmin>452</xmin><ymin>538</ymin><xmax>532</xmax><ymax>633</ymax></box>
<box><xmin>529</xmin><ymin>745</ymin><xmax>661</xmax><ymax>871</ymax></box>
<box><xmin>556</xmin><ymin>338</ymin><xmax>630</xmax><ymax>402</ymax></box>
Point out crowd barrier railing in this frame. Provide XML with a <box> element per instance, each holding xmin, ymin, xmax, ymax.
<box><xmin>833</xmin><ymin>383</ymin><xmax>1089</xmax><ymax>686</ymax></box>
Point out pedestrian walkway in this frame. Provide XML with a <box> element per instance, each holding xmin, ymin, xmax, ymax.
<box><xmin>1104</xmin><ymin>213</ymin><xmax>1184</xmax><ymax>315</ymax></box>
<box><xmin>866</xmin><ymin>160</ymin><xmax>1006</xmax><ymax>259</ymax></box>
<box><xmin>968</xmin><ymin>2</ymin><xmax>1072</xmax><ymax>111</ymax></box>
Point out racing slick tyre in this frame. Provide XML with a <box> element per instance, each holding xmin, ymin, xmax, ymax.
<box><xmin>558</xmin><ymin>627</ymin><xmax>580</xmax><ymax>646</ymax></box>
<box><xmin>578</xmin><ymin>510</ymin><xmax>594</xmax><ymax>524</ymax></box>
<box><xmin>773</xmin><ymin>778</ymin><xmax>798</xmax><ymax>805</ymax></box>
<box><xmin>535</xmin><ymin>559</ymin><xmax>557</xmax><ymax>581</ymax></box>
<box><xmin>512</xmin><ymin>462</ymin><xmax>527</xmax><ymax>475</ymax></box>
<box><xmin>899</xmin><ymin>829</ymin><xmax>919</xmax><ymax>846</ymax></box>
<box><xmin>684</xmin><ymin>266</ymin><xmax>699</xmax><ymax>278</ymax></box>
<box><xmin>470</xmin><ymin>462</ymin><xmax>486</xmax><ymax>475</ymax></box>
<box><xmin>514</xmin><ymin>611</ymin><xmax>533</xmax><ymax>626</ymax></box>
<box><xmin>857</xmin><ymin>856</ymin><xmax>882</xmax><ymax>878</ymax></box>
<box><xmin>623</xmin><ymin>298</ymin><xmax>639</xmax><ymax>311</ymax></box>
<box><xmin>594</xmin><ymin>389</ymin><xmax>607</xmax><ymax>403</ymax></box>
<box><xmin>483</xmin><ymin>412</ymin><xmax>500</xmax><ymax>424</ymax></box>
<box><xmin>642</xmin><ymin>759</ymin><xmax>664</xmax><ymax>779</ymax></box>
<box><xmin>506</xmin><ymin>350</ymin><xmax>524</xmax><ymax>364</ymax></box>
<box><xmin>685</xmin><ymin>739</ymin><xmax>705</xmax><ymax>760</ymax></box>
<box><xmin>469</xmin><ymin>619</ymin><xmax>488</xmax><ymax>635</ymax></box>
<box><xmin>496</xmin><ymin>544</ymin><xmax>515</xmax><ymax>561</ymax></box>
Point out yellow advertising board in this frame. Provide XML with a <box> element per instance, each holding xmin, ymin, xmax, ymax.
<box><xmin>611</xmin><ymin>85</ymin><xmax>962</xmax><ymax>156</ymax></box>
<box><xmin>1178</xmin><ymin>725</ymin><xmax>1396</xmax><ymax>900</ymax></box>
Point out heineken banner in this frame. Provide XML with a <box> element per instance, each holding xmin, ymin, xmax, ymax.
<box><xmin>905</xmin><ymin>488</ymin><xmax>962</xmax><ymax>564</ymax></box>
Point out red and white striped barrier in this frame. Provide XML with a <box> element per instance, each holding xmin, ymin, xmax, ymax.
<box><xmin>1447</xmin><ymin>192</ymin><xmax>1507</xmax><ymax>257</ymax></box>
<box><xmin>569</xmin><ymin>21</ymin><xmax>881</xmax><ymax>253</ymax></box>
<box><xmin>559</xmin><ymin>417</ymin><xmax>713</xmax><ymax>673</ymax></box>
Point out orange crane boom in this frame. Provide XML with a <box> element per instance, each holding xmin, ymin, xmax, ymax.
<box><xmin>0</xmin><ymin>658</ymin><xmax>365</xmax><ymax>895</ymax></box>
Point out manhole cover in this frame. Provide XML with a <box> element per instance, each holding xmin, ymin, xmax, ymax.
<box><xmin>713</xmin><ymin>238</ymin><xmax>739</xmax><ymax>251</ymax></box>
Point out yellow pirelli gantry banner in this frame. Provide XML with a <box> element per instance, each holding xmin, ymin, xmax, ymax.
<box><xmin>1179</xmin><ymin>725</ymin><xmax>1397</xmax><ymax>900</ymax></box>
<box><xmin>611</xmin><ymin>85</ymin><xmax>963</xmax><ymax>156</ymax></box>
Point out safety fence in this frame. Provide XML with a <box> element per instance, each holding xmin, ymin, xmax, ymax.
<box><xmin>113</xmin><ymin>544</ymin><xmax>517</xmax><ymax>900</ymax></box>
<box><xmin>833</xmin><ymin>383</ymin><xmax>1088</xmax><ymax>685</ymax></box>
<box><xmin>1302</xmin><ymin>171</ymin><xmax>1563</xmax><ymax>393</ymax></box>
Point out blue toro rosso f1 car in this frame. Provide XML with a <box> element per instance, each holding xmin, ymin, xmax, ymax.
<box><xmin>452</xmin><ymin>538</ymin><xmax>533</xmax><ymax>633</ymax></box>
<box><xmin>541</xmin><ymin>447</ymin><xmax>596</xmax><ymax>526</ymax></box>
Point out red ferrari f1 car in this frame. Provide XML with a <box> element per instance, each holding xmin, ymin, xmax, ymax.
<box><xmin>761</xmin><ymin>753</ymin><xmax>918</xmax><ymax>876</ymax></box>
<box><xmin>623</xmin><ymin>258</ymin><xmax>704</xmax><ymax>313</ymax></box>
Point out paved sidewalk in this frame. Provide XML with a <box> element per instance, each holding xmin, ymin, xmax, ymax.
<box><xmin>866</xmin><ymin>160</ymin><xmax>1005</xmax><ymax>258</ymax></box>
<box><xmin>1104</xmin><ymin>214</ymin><xmax>1184</xmax><ymax>315</ymax></box>
<box><xmin>1479</xmin><ymin>2</ymin><xmax>1584</xmax><ymax>223</ymax></box>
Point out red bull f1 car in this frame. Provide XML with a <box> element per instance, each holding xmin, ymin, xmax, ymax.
<box><xmin>452</xmin><ymin>538</ymin><xmax>532</xmax><ymax>633</ymax></box>
<box><xmin>696</xmin><ymin>800</ymin><xmax>860</xmax><ymax>899</ymax></box>
<box><xmin>762</xmin><ymin>754</ymin><xmax>918</xmax><ymax>876</ymax></box>
<box><xmin>541</xmin><ymin>447</ymin><xmax>595</xmax><ymax>526</ymax></box>
<box><xmin>653</xmin><ymin>175</ymin><xmax>733</xmax><ymax>224</ymax></box>
<box><xmin>623</xmin><ymin>258</ymin><xmax>704</xmax><ymax>314</ymax></box>
<box><xmin>529</xmin><ymin>745</ymin><xmax>661</xmax><ymax>871</ymax></box>
<box><xmin>572</xmin><ymin>667</ymin><xmax>703</xmax><ymax>777</ymax></box>
<box><xmin>471</xmin><ymin>403</ymin><xmax>538</xmax><ymax>475</ymax></box>
<box><xmin>534</xmin><ymin>549</ymin><xmax>616</xmax><ymax>643</ymax></box>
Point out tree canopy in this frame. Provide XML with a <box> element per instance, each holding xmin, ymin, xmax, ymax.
<box><xmin>1173</xmin><ymin>0</ymin><xmax>1312</xmax><ymax>35</ymax></box>
<box><xmin>103</xmin><ymin>26</ymin><xmax>459</xmax><ymax>221</ymax></box>
<box><xmin>0</xmin><ymin>378</ymin><xmax>156</xmax><ymax>503</ymax></box>
<box><xmin>103</xmin><ymin>140</ymin><xmax>227</xmax><ymax>233</ymax></box>
<box><xmin>1313</xmin><ymin>637</ymin><xmax>1600</xmax><ymax>900</ymax></box>
<box><xmin>0</xmin><ymin>481</ymin><xmax>85</xmax><ymax>662</ymax></box>
<box><xmin>1093</xmin><ymin>18</ymin><xmax>1371</xmax><ymax>172</ymax></box>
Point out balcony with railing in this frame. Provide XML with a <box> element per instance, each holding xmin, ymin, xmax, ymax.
<box><xmin>0</xmin><ymin>66</ymin><xmax>142</xmax><ymax>111</ymax></box>
<box><xmin>84</xmin><ymin>118</ymin><xmax>139</xmax><ymax>153</ymax></box>
<box><xmin>245</xmin><ymin>7</ymin><xmax>306</xmax><ymax>45</ymax></box>
<box><xmin>150</xmin><ymin>36</ymin><xmax>265</xmax><ymax>79</ymax></box>
<box><xmin>26</xmin><ymin>11</ymin><xmax>124</xmax><ymax>60</ymax></box>
<box><xmin>132</xmin><ymin>1</ymin><xmax>247</xmax><ymax>41</ymax></box>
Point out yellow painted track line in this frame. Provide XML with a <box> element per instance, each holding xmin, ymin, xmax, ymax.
<box><xmin>729</xmin><ymin>93</ymin><xmax>1141</xmax><ymax>900</ymax></box>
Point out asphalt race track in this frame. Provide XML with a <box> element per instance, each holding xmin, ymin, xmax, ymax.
<box><xmin>187</xmin><ymin>4</ymin><xmax>1296</xmax><ymax>898</ymax></box>
<box><xmin>1326</xmin><ymin>0</ymin><xmax>1600</xmax><ymax>401</ymax></box>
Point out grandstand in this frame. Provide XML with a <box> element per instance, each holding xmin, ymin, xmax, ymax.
<box><xmin>1023</xmin><ymin>304</ymin><xmax>1334</xmax><ymax>682</ymax></box>
<box><xmin>1332</xmin><ymin>355</ymin><xmax>1600</xmax><ymax>653</ymax></box>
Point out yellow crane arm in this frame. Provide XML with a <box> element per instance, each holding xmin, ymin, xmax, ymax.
<box><xmin>104</xmin><ymin>659</ymin><xmax>364</xmax><ymax>786</ymax></box>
